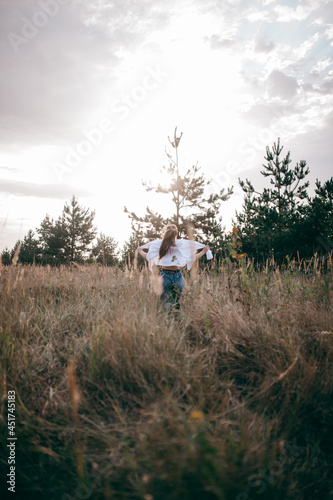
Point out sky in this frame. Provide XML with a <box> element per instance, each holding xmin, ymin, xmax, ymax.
<box><xmin>1</xmin><ymin>0</ymin><xmax>333</xmax><ymax>252</ymax></box>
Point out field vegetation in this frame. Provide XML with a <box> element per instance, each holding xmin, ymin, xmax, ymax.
<box><xmin>0</xmin><ymin>255</ymin><xmax>332</xmax><ymax>499</ymax></box>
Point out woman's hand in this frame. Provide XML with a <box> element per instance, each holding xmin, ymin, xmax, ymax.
<box><xmin>196</xmin><ymin>245</ymin><xmax>210</xmax><ymax>261</ymax></box>
<box><xmin>136</xmin><ymin>247</ymin><xmax>147</xmax><ymax>259</ymax></box>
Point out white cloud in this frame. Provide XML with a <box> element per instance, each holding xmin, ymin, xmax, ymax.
<box><xmin>267</xmin><ymin>70</ymin><xmax>299</xmax><ymax>99</ymax></box>
<box><xmin>273</xmin><ymin>4</ymin><xmax>317</xmax><ymax>22</ymax></box>
<box><xmin>324</xmin><ymin>24</ymin><xmax>333</xmax><ymax>43</ymax></box>
<box><xmin>311</xmin><ymin>57</ymin><xmax>333</xmax><ymax>73</ymax></box>
<box><xmin>0</xmin><ymin>179</ymin><xmax>91</xmax><ymax>199</ymax></box>
<box><xmin>254</xmin><ymin>36</ymin><xmax>276</xmax><ymax>53</ymax></box>
<box><xmin>206</xmin><ymin>34</ymin><xmax>239</xmax><ymax>50</ymax></box>
<box><xmin>243</xmin><ymin>102</ymin><xmax>296</xmax><ymax>126</ymax></box>
<box><xmin>312</xmin><ymin>17</ymin><xmax>326</xmax><ymax>27</ymax></box>
<box><xmin>297</xmin><ymin>33</ymin><xmax>322</xmax><ymax>58</ymax></box>
<box><xmin>247</xmin><ymin>10</ymin><xmax>272</xmax><ymax>22</ymax></box>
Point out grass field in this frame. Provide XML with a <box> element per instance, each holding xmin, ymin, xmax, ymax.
<box><xmin>0</xmin><ymin>256</ymin><xmax>332</xmax><ymax>499</ymax></box>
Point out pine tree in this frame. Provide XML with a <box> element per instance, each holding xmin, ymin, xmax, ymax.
<box><xmin>124</xmin><ymin>128</ymin><xmax>233</xmax><ymax>259</ymax></box>
<box><xmin>37</xmin><ymin>215</ymin><xmax>67</xmax><ymax>265</ymax></box>
<box><xmin>236</xmin><ymin>138</ymin><xmax>310</xmax><ymax>261</ymax></box>
<box><xmin>61</xmin><ymin>196</ymin><xmax>97</xmax><ymax>263</ymax></box>
<box><xmin>1</xmin><ymin>247</ymin><xmax>12</xmax><ymax>265</ymax></box>
<box><xmin>36</xmin><ymin>197</ymin><xmax>97</xmax><ymax>265</ymax></box>
<box><xmin>297</xmin><ymin>177</ymin><xmax>333</xmax><ymax>256</ymax></box>
<box><xmin>121</xmin><ymin>233</ymin><xmax>143</xmax><ymax>269</ymax></box>
<box><xmin>19</xmin><ymin>230</ymin><xmax>41</xmax><ymax>264</ymax></box>
<box><xmin>92</xmin><ymin>233</ymin><xmax>119</xmax><ymax>266</ymax></box>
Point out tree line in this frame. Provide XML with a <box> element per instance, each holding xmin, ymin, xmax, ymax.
<box><xmin>1</xmin><ymin>130</ymin><xmax>332</xmax><ymax>267</ymax></box>
<box><xmin>1</xmin><ymin>196</ymin><xmax>118</xmax><ymax>267</ymax></box>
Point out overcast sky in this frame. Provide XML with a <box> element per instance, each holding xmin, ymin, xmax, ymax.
<box><xmin>1</xmin><ymin>0</ymin><xmax>332</xmax><ymax>251</ymax></box>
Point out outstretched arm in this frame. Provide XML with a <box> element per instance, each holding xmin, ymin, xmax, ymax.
<box><xmin>195</xmin><ymin>245</ymin><xmax>210</xmax><ymax>261</ymax></box>
<box><xmin>136</xmin><ymin>247</ymin><xmax>148</xmax><ymax>260</ymax></box>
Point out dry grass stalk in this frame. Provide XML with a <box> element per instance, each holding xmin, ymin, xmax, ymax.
<box><xmin>214</xmin><ymin>356</ymin><xmax>300</xmax><ymax>420</ymax></box>
<box><xmin>139</xmin><ymin>273</ymin><xmax>143</xmax><ymax>289</ymax></box>
<box><xmin>70</xmin><ymin>261</ymin><xmax>80</xmax><ymax>268</ymax></box>
<box><xmin>66</xmin><ymin>357</ymin><xmax>85</xmax><ymax>480</ymax></box>
<box><xmin>186</xmin><ymin>222</ymin><xmax>198</xmax><ymax>282</ymax></box>
<box><xmin>276</xmin><ymin>356</ymin><xmax>299</xmax><ymax>381</ymax></box>
<box><xmin>11</xmin><ymin>243</ymin><xmax>21</xmax><ymax>266</ymax></box>
<box><xmin>134</xmin><ymin>249</ymin><xmax>138</xmax><ymax>271</ymax></box>
<box><xmin>66</xmin><ymin>357</ymin><xmax>81</xmax><ymax>422</ymax></box>
<box><xmin>151</xmin><ymin>265</ymin><xmax>163</xmax><ymax>296</ymax></box>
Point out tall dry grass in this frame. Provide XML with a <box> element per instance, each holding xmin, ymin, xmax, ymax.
<box><xmin>0</xmin><ymin>258</ymin><xmax>332</xmax><ymax>499</ymax></box>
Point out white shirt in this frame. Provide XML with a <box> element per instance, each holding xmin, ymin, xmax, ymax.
<box><xmin>140</xmin><ymin>239</ymin><xmax>213</xmax><ymax>271</ymax></box>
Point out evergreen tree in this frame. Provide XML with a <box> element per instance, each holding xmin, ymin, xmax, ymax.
<box><xmin>36</xmin><ymin>197</ymin><xmax>96</xmax><ymax>265</ymax></box>
<box><xmin>311</xmin><ymin>177</ymin><xmax>333</xmax><ymax>248</ymax></box>
<box><xmin>61</xmin><ymin>196</ymin><xmax>97</xmax><ymax>263</ymax></box>
<box><xmin>19</xmin><ymin>230</ymin><xmax>41</xmax><ymax>264</ymax></box>
<box><xmin>296</xmin><ymin>177</ymin><xmax>333</xmax><ymax>256</ymax></box>
<box><xmin>92</xmin><ymin>233</ymin><xmax>119</xmax><ymax>266</ymax></box>
<box><xmin>1</xmin><ymin>247</ymin><xmax>12</xmax><ymax>265</ymax></box>
<box><xmin>124</xmin><ymin>128</ymin><xmax>233</xmax><ymax>260</ymax></box>
<box><xmin>37</xmin><ymin>215</ymin><xmax>67</xmax><ymax>265</ymax></box>
<box><xmin>120</xmin><ymin>233</ymin><xmax>143</xmax><ymax>269</ymax></box>
<box><xmin>236</xmin><ymin>138</ymin><xmax>310</xmax><ymax>261</ymax></box>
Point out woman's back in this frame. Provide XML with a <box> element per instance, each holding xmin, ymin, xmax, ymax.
<box><xmin>157</xmin><ymin>243</ymin><xmax>184</xmax><ymax>267</ymax></box>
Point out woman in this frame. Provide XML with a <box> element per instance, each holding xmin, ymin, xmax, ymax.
<box><xmin>136</xmin><ymin>224</ymin><xmax>212</xmax><ymax>309</ymax></box>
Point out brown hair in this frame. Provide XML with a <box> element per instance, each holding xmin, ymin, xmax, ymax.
<box><xmin>159</xmin><ymin>224</ymin><xmax>178</xmax><ymax>259</ymax></box>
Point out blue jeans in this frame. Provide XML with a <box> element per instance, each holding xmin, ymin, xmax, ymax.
<box><xmin>160</xmin><ymin>269</ymin><xmax>184</xmax><ymax>309</ymax></box>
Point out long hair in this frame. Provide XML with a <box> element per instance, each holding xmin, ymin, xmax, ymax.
<box><xmin>159</xmin><ymin>224</ymin><xmax>178</xmax><ymax>259</ymax></box>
